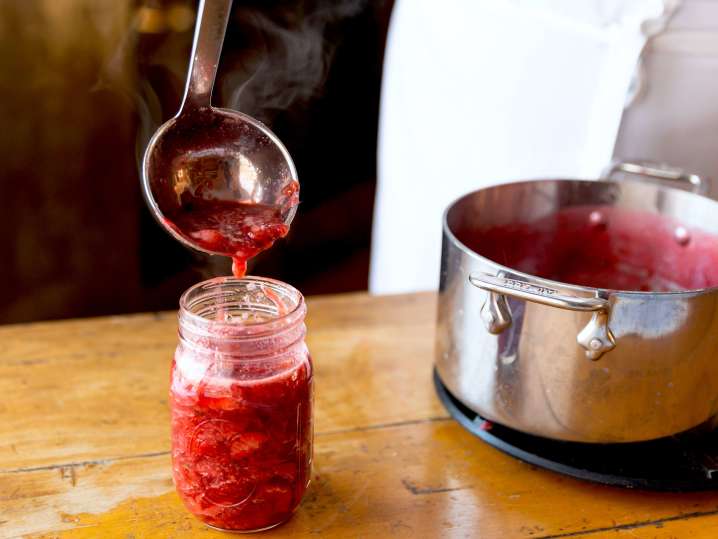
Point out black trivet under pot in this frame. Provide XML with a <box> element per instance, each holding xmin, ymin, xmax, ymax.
<box><xmin>434</xmin><ymin>368</ymin><xmax>718</xmax><ymax>491</ymax></box>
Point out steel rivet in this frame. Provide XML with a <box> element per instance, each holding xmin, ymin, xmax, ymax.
<box><xmin>589</xmin><ymin>338</ymin><xmax>602</xmax><ymax>350</ymax></box>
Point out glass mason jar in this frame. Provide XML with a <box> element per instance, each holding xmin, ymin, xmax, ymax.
<box><xmin>170</xmin><ymin>276</ymin><xmax>313</xmax><ymax>532</ymax></box>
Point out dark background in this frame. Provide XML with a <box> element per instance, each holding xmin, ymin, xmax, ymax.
<box><xmin>0</xmin><ymin>0</ymin><xmax>393</xmax><ymax>324</ymax></box>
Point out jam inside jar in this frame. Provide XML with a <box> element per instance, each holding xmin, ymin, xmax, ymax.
<box><xmin>170</xmin><ymin>276</ymin><xmax>313</xmax><ymax>532</ymax></box>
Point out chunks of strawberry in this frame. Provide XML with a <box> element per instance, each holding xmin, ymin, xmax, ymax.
<box><xmin>230</xmin><ymin>432</ymin><xmax>268</xmax><ymax>460</ymax></box>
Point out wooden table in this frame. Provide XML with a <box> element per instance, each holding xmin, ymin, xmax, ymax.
<box><xmin>2</xmin><ymin>292</ymin><xmax>718</xmax><ymax>538</ymax></box>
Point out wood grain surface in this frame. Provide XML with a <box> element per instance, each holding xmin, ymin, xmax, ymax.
<box><xmin>1</xmin><ymin>292</ymin><xmax>717</xmax><ymax>538</ymax></box>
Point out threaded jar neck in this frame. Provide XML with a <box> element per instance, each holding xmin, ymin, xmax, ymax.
<box><xmin>178</xmin><ymin>276</ymin><xmax>306</xmax><ymax>358</ymax></box>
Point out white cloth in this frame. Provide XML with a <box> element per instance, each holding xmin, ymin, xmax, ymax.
<box><xmin>370</xmin><ymin>0</ymin><xmax>667</xmax><ymax>294</ymax></box>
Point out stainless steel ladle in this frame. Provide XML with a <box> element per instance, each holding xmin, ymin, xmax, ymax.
<box><xmin>141</xmin><ymin>0</ymin><xmax>298</xmax><ymax>255</ymax></box>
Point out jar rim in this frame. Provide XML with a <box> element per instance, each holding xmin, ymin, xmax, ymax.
<box><xmin>179</xmin><ymin>276</ymin><xmax>305</xmax><ymax>339</ymax></box>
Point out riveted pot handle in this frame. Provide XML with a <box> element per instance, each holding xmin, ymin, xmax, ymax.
<box><xmin>469</xmin><ymin>273</ymin><xmax>608</xmax><ymax>312</ymax></box>
<box><xmin>469</xmin><ymin>273</ymin><xmax>615</xmax><ymax>360</ymax></box>
<box><xmin>603</xmin><ymin>160</ymin><xmax>707</xmax><ymax>195</ymax></box>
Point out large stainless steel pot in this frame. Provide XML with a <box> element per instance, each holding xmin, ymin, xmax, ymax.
<box><xmin>435</xmin><ymin>163</ymin><xmax>718</xmax><ymax>443</ymax></box>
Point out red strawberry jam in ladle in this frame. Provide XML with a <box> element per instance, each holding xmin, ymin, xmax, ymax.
<box><xmin>142</xmin><ymin>0</ymin><xmax>298</xmax><ymax>277</ymax></box>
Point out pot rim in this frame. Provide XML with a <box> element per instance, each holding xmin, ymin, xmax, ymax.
<box><xmin>443</xmin><ymin>177</ymin><xmax>718</xmax><ymax>298</ymax></box>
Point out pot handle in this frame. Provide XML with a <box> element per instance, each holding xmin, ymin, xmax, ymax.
<box><xmin>603</xmin><ymin>160</ymin><xmax>708</xmax><ymax>195</ymax></box>
<box><xmin>469</xmin><ymin>273</ymin><xmax>615</xmax><ymax>360</ymax></box>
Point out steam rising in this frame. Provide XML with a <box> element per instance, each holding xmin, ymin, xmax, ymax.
<box><xmin>223</xmin><ymin>0</ymin><xmax>366</xmax><ymax>122</ymax></box>
<box><xmin>104</xmin><ymin>0</ymin><xmax>369</xmax><ymax>169</ymax></box>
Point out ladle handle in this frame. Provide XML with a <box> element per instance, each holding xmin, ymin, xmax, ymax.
<box><xmin>180</xmin><ymin>0</ymin><xmax>234</xmax><ymax>111</ymax></box>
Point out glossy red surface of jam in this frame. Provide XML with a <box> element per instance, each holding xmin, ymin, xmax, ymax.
<box><xmin>170</xmin><ymin>353</ymin><xmax>312</xmax><ymax>531</ymax></box>
<box><xmin>457</xmin><ymin>206</ymin><xmax>718</xmax><ymax>291</ymax></box>
<box><xmin>165</xmin><ymin>200</ymin><xmax>288</xmax><ymax>278</ymax></box>
<box><xmin>164</xmin><ymin>181</ymin><xmax>299</xmax><ymax>278</ymax></box>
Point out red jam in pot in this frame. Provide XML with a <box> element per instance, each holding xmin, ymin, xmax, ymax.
<box><xmin>171</xmin><ymin>277</ymin><xmax>312</xmax><ymax>532</ymax></box>
<box><xmin>458</xmin><ymin>206</ymin><xmax>718</xmax><ymax>292</ymax></box>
